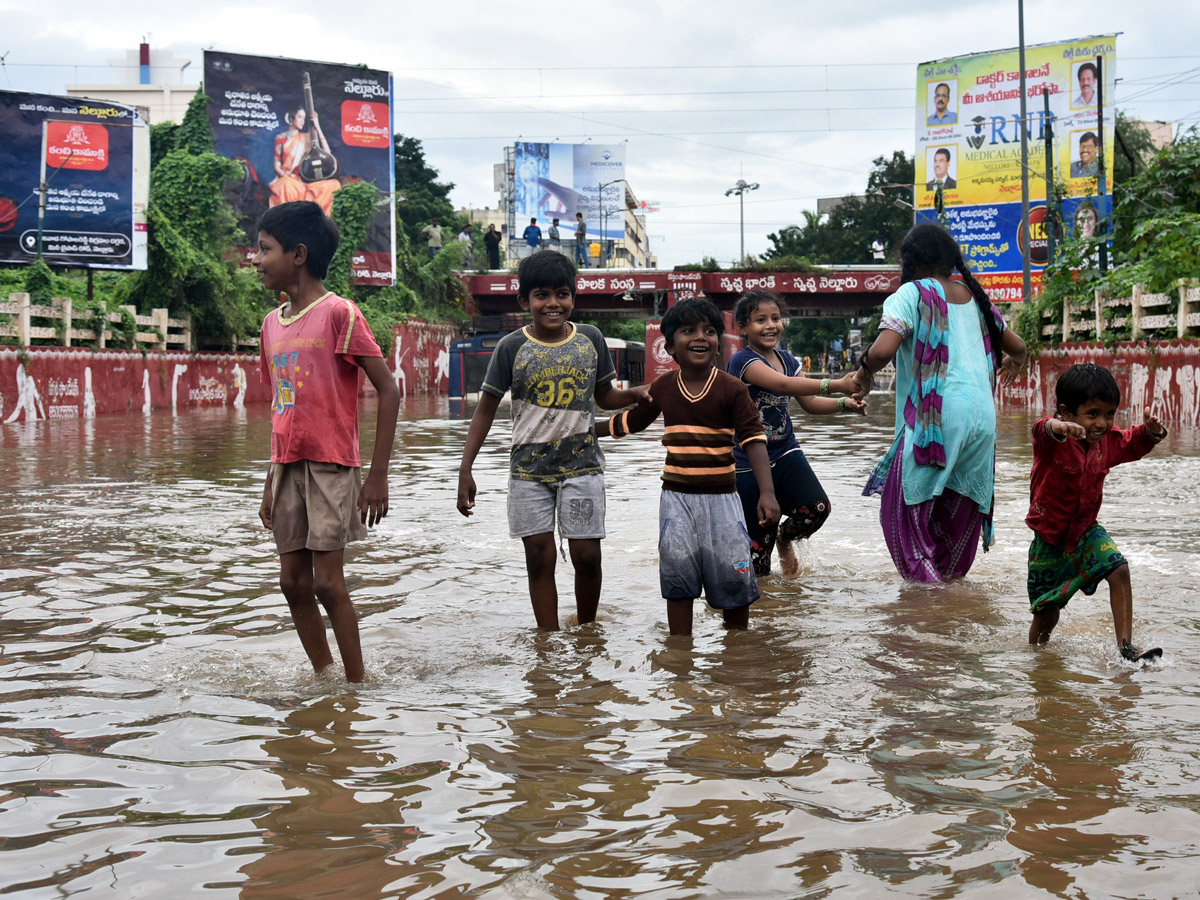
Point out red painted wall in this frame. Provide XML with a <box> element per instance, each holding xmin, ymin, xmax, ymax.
<box><xmin>0</xmin><ymin>320</ymin><xmax>462</xmax><ymax>422</ymax></box>
<box><xmin>1000</xmin><ymin>340</ymin><xmax>1200</xmax><ymax>428</ymax></box>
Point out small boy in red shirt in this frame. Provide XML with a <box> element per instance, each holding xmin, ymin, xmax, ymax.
<box><xmin>255</xmin><ymin>201</ymin><xmax>399</xmax><ymax>682</ymax></box>
<box><xmin>1026</xmin><ymin>363</ymin><xmax>1166</xmax><ymax>662</ymax></box>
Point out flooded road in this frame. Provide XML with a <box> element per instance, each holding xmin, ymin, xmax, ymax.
<box><xmin>2</xmin><ymin>395</ymin><xmax>1198</xmax><ymax>899</ymax></box>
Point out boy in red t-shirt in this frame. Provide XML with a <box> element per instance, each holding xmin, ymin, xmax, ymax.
<box><xmin>1026</xmin><ymin>363</ymin><xmax>1166</xmax><ymax>662</ymax></box>
<box><xmin>255</xmin><ymin>201</ymin><xmax>399</xmax><ymax>682</ymax></box>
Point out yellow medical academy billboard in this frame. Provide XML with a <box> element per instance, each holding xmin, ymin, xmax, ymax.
<box><xmin>915</xmin><ymin>34</ymin><xmax>1117</xmax><ymax>300</ymax></box>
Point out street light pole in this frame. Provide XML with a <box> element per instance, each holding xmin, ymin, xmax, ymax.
<box><xmin>725</xmin><ymin>179</ymin><xmax>759</xmax><ymax>265</ymax></box>
<box><xmin>597</xmin><ymin>177</ymin><xmax>629</xmax><ymax>268</ymax></box>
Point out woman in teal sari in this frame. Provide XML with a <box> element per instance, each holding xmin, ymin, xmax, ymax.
<box><xmin>851</xmin><ymin>223</ymin><xmax>1027</xmax><ymax>582</ymax></box>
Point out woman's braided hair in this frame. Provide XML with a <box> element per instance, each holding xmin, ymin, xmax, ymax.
<box><xmin>898</xmin><ymin>223</ymin><xmax>1003</xmax><ymax>371</ymax></box>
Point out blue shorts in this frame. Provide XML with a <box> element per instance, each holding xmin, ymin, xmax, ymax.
<box><xmin>658</xmin><ymin>490</ymin><xmax>758</xmax><ymax>610</ymax></box>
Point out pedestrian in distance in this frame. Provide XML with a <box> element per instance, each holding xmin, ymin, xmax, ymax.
<box><xmin>1026</xmin><ymin>363</ymin><xmax>1167</xmax><ymax>662</ymax></box>
<box><xmin>548</xmin><ymin>217</ymin><xmax>561</xmax><ymax>253</ymax></box>
<box><xmin>254</xmin><ymin>201</ymin><xmax>400</xmax><ymax>683</ymax></box>
<box><xmin>574</xmin><ymin>212</ymin><xmax>588</xmax><ymax>268</ymax></box>
<box><xmin>457</xmin><ymin>223</ymin><xmax>475</xmax><ymax>268</ymax></box>
<box><xmin>456</xmin><ymin>250</ymin><xmax>651</xmax><ymax>631</ymax></box>
<box><xmin>522</xmin><ymin>217</ymin><xmax>542</xmax><ymax>257</ymax></box>
<box><xmin>484</xmin><ymin>223</ymin><xmax>502</xmax><ymax>270</ymax></box>
<box><xmin>420</xmin><ymin>218</ymin><xmax>444</xmax><ymax>260</ymax></box>
<box><xmin>728</xmin><ymin>290</ymin><xmax>866</xmax><ymax>577</ymax></box>
<box><xmin>851</xmin><ymin>222</ymin><xmax>1027</xmax><ymax>582</ymax></box>
<box><xmin>597</xmin><ymin>298</ymin><xmax>780</xmax><ymax>636</ymax></box>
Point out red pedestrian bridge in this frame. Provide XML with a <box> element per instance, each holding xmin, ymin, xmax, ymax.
<box><xmin>461</xmin><ymin>266</ymin><xmax>901</xmax><ymax>320</ymax></box>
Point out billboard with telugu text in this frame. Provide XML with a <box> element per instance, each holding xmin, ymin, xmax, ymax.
<box><xmin>915</xmin><ymin>35</ymin><xmax>1118</xmax><ymax>300</ymax></box>
<box><xmin>513</xmin><ymin>143</ymin><xmax>626</xmax><ymax>241</ymax></box>
<box><xmin>0</xmin><ymin>90</ymin><xmax>148</xmax><ymax>269</ymax></box>
<box><xmin>204</xmin><ymin>51</ymin><xmax>395</xmax><ymax>285</ymax></box>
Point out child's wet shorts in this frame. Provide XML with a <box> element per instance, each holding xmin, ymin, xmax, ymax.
<box><xmin>1027</xmin><ymin>523</ymin><xmax>1127</xmax><ymax>613</ymax></box>
<box><xmin>269</xmin><ymin>460</ymin><xmax>367</xmax><ymax>555</ymax></box>
<box><xmin>659</xmin><ymin>490</ymin><xmax>758</xmax><ymax>610</ymax></box>
<box><xmin>507</xmin><ymin>473</ymin><xmax>606</xmax><ymax>540</ymax></box>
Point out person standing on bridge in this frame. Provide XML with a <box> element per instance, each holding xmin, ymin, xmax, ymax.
<box><xmin>729</xmin><ymin>290</ymin><xmax>865</xmax><ymax>578</ymax></box>
<box><xmin>851</xmin><ymin>223</ymin><xmax>1027</xmax><ymax>583</ymax></box>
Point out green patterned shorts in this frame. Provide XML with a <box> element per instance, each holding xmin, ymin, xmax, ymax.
<box><xmin>1027</xmin><ymin>523</ymin><xmax>1127</xmax><ymax>613</ymax></box>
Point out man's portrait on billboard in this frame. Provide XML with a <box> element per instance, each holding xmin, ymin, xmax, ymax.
<box><xmin>926</xmin><ymin>80</ymin><xmax>958</xmax><ymax>127</ymax></box>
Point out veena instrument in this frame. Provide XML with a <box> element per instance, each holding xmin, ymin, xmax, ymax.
<box><xmin>299</xmin><ymin>71</ymin><xmax>338</xmax><ymax>183</ymax></box>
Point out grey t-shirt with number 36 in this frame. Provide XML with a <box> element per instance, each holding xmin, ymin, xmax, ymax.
<box><xmin>481</xmin><ymin>323</ymin><xmax>616</xmax><ymax>483</ymax></box>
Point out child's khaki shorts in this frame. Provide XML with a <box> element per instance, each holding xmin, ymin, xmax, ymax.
<box><xmin>269</xmin><ymin>460</ymin><xmax>367</xmax><ymax>554</ymax></box>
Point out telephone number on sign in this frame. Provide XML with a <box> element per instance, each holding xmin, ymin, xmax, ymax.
<box><xmin>988</xmin><ymin>287</ymin><xmax>1027</xmax><ymax>301</ymax></box>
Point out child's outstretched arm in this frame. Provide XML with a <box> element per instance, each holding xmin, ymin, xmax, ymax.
<box><xmin>595</xmin><ymin>380</ymin><xmax>653</xmax><ymax>410</ymax></box>
<box><xmin>1144</xmin><ymin>407</ymin><xmax>1167</xmax><ymax>439</ymax></box>
<box><xmin>741</xmin><ymin>360</ymin><xmax>858</xmax><ymax>400</ymax></box>
<box><xmin>797</xmin><ymin>395</ymin><xmax>867</xmax><ymax>416</ymax></box>
<box><xmin>744</xmin><ymin>441</ymin><xmax>780</xmax><ymax>528</ymax></box>
<box><xmin>1046</xmin><ymin>417</ymin><xmax>1087</xmax><ymax>441</ymax></box>
<box><xmin>457</xmin><ymin>391</ymin><xmax>502</xmax><ymax>517</ymax></box>
<box><xmin>359</xmin><ymin>356</ymin><xmax>400</xmax><ymax>527</ymax></box>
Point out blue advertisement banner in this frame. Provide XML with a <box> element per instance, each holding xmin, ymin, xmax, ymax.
<box><xmin>513</xmin><ymin>142</ymin><xmax>626</xmax><ymax>241</ymax></box>
<box><xmin>204</xmin><ymin>51</ymin><xmax>395</xmax><ymax>285</ymax></box>
<box><xmin>0</xmin><ymin>90</ymin><xmax>147</xmax><ymax>269</ymax></box>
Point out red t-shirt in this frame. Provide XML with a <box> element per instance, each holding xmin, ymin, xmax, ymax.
<box><xmin>1026</xmin><ymin>416</ymin><xmax>1161</xmax><ymax>550</ymax></box>
<box><xmin>259</xmin><ymin>292</ymin><xmax>382</xmax><ymax>466</ymax></box>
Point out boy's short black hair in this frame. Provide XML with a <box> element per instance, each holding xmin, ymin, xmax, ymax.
<box><xmin>517</xmin><ymin>249</ymin><xmax>577</xmax><ymax>299</ymax></box>
<box><xmin>661</xmin><ymin>298</ymin><xmax>724</xmax><ymax>351</ymax></box>
<box><xmin>1055</xmin><ymin>362</ymin><xmax>1121</xmax><ymax>413</ymax></box>
<box><xmin>256</xmin><ymin>201</ymin><xmax>340</xmax><ymax>279</ymax></box>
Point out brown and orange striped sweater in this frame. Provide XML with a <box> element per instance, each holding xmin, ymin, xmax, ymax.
<box><xmin>605</xmin><ymin>367</ymin><xmax>766</xmax><ymax>494</ymax></box>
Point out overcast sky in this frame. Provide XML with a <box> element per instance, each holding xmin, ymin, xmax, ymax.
<box><xmin>3</xmin><ymin>0</ymin><xmax>1197</xmax><ymax>267</ymax></box>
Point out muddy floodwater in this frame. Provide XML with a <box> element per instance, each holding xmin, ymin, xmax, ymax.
<box><xmin>2</xmin><ymin>395</ymin><xmax>1198</xmax><ymax>899</ymax></box>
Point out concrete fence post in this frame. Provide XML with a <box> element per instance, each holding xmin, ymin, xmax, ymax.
<box><xmin>62</xmin><ymin>297</ymin><xmax>73</xmax><ymax>347</ymax></box>
<box><xmin>152</xmin><ymin>308</ymin><xmax>168</xmax><ymax>351</ymax></box>
<box><xmin>16</xmin><ymin>292</ymin><xmax>31</xmax><ymax>346</ymax></box>
<box><xmin>1131</xmin><ymin>284</ymin><xmax>1144</xmax><ymax>340</ymax></box>
<box><xmin>1093</xmin><ymin>288</ymin><xmax>1104</xmax><ymax>339</ymax></box>
<box><xmin>181</xmin><ymin>312</ymin><xmax>193</xmax><ymax>353</ymax></box>
<box><xmin>97</xmin><ymin>300</ymin><xmax>107</xmax><ymax>349</ymax></box>
<box><xmin>1061</xmin><ymin>294</ymin><xmax>1072</xmax><ymax>343</ymax></box>
<box><xmin>1178</xmin><ymin>278</ymin><xmax>1194</xmax><ymax>340</ymax></box>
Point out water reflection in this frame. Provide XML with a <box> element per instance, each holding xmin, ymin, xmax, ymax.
<box><xmin>1</xmin><ymin>397</ymin><xmax>1198</xmax><ymax>898</ymax></box>
<box><xmin>239</xmin><ymin>696</ymin><xmax>427</xmax><ymax>899</ymax></box>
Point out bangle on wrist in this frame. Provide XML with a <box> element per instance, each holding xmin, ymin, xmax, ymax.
<box><xmin>820</xmin><ymin>377</ymin><xmax>830</xmax><ymax>396</ymax></box>
<box><xmin>837</xmin><ymin>396</ymin><xmax>847</xmax><ymax>412</ymax></box>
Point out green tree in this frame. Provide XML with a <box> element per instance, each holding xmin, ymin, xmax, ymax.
<box><xmin>1014</xmin><ymin>127</ymin><xmax>1200</xmax><ymax>347</ymax></box>
<box><xmin>1113</xmin><ymin>111</ymin><xmax>1159</xmax><ymax>185</ymax></box>
<box><xmin>394</xmin><ymin>134</ymin><xmax>463</xmax><ymax>248</ymax></box>
<box><xmin>176</xmin><ymin>91</ymin><xmax>215</xmax><ymax>155</ymax></box>
<box><xmin>765</xmin><ymin>151</ymin><xmax>915</xmax><ymax>264</ymax></box>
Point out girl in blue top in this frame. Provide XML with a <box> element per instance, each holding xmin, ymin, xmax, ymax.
<box><xmin>729</xmin><ymin>290</ymin><xmax>866</xmax><ymax>577</ymax></box>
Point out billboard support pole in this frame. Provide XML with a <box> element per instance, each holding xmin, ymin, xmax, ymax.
<box><xmin>1044</xmin><ymin>89</ymin><xmax>1056</xmax><ymax>262</ymax></box>
<box><xmin>1017</xmin><ymin>0</ymin><xmax>1032</xmax><ymax>302</ymax></box>
<box><xmin>1096</xmin><ymin>56</ymin><xmax>1108</xmax><ymax>275</ymax></box>
<box><xmin>36</xmin><ymin>121</ymin><xmax>49</xmax><ymax>261</ymax></box>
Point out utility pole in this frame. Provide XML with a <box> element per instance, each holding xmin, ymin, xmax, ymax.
<box><xmin>1017</xmin><ymin>0</ymin><xmax>1032</xmax><ymax>302</ymax></box>
<box><xmin>1044</xmin><ymin>88</ymin><xmax>1056</xmax><ymax>263</ymax></box>
<box><xmin>1096</xmin><ymin>56</ymin><xmax>1108</xmax><ymax>274</ymax></box>
<box><xmin>725</xmin><ymin>178</ymin><xmax>759</xmax><ymax>265</ymax></box>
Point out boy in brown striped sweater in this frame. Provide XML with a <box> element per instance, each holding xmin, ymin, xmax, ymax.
<box><xmin>598</xmin><ymin>299</ymin><xmax>780</xmax><ymax>635</ymax></box>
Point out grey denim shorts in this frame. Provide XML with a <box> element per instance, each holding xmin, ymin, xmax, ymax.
<box><xmin>507</xmin><ymin>473</ymin><xmax>606</xmax><ymax>540</ymax></box>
